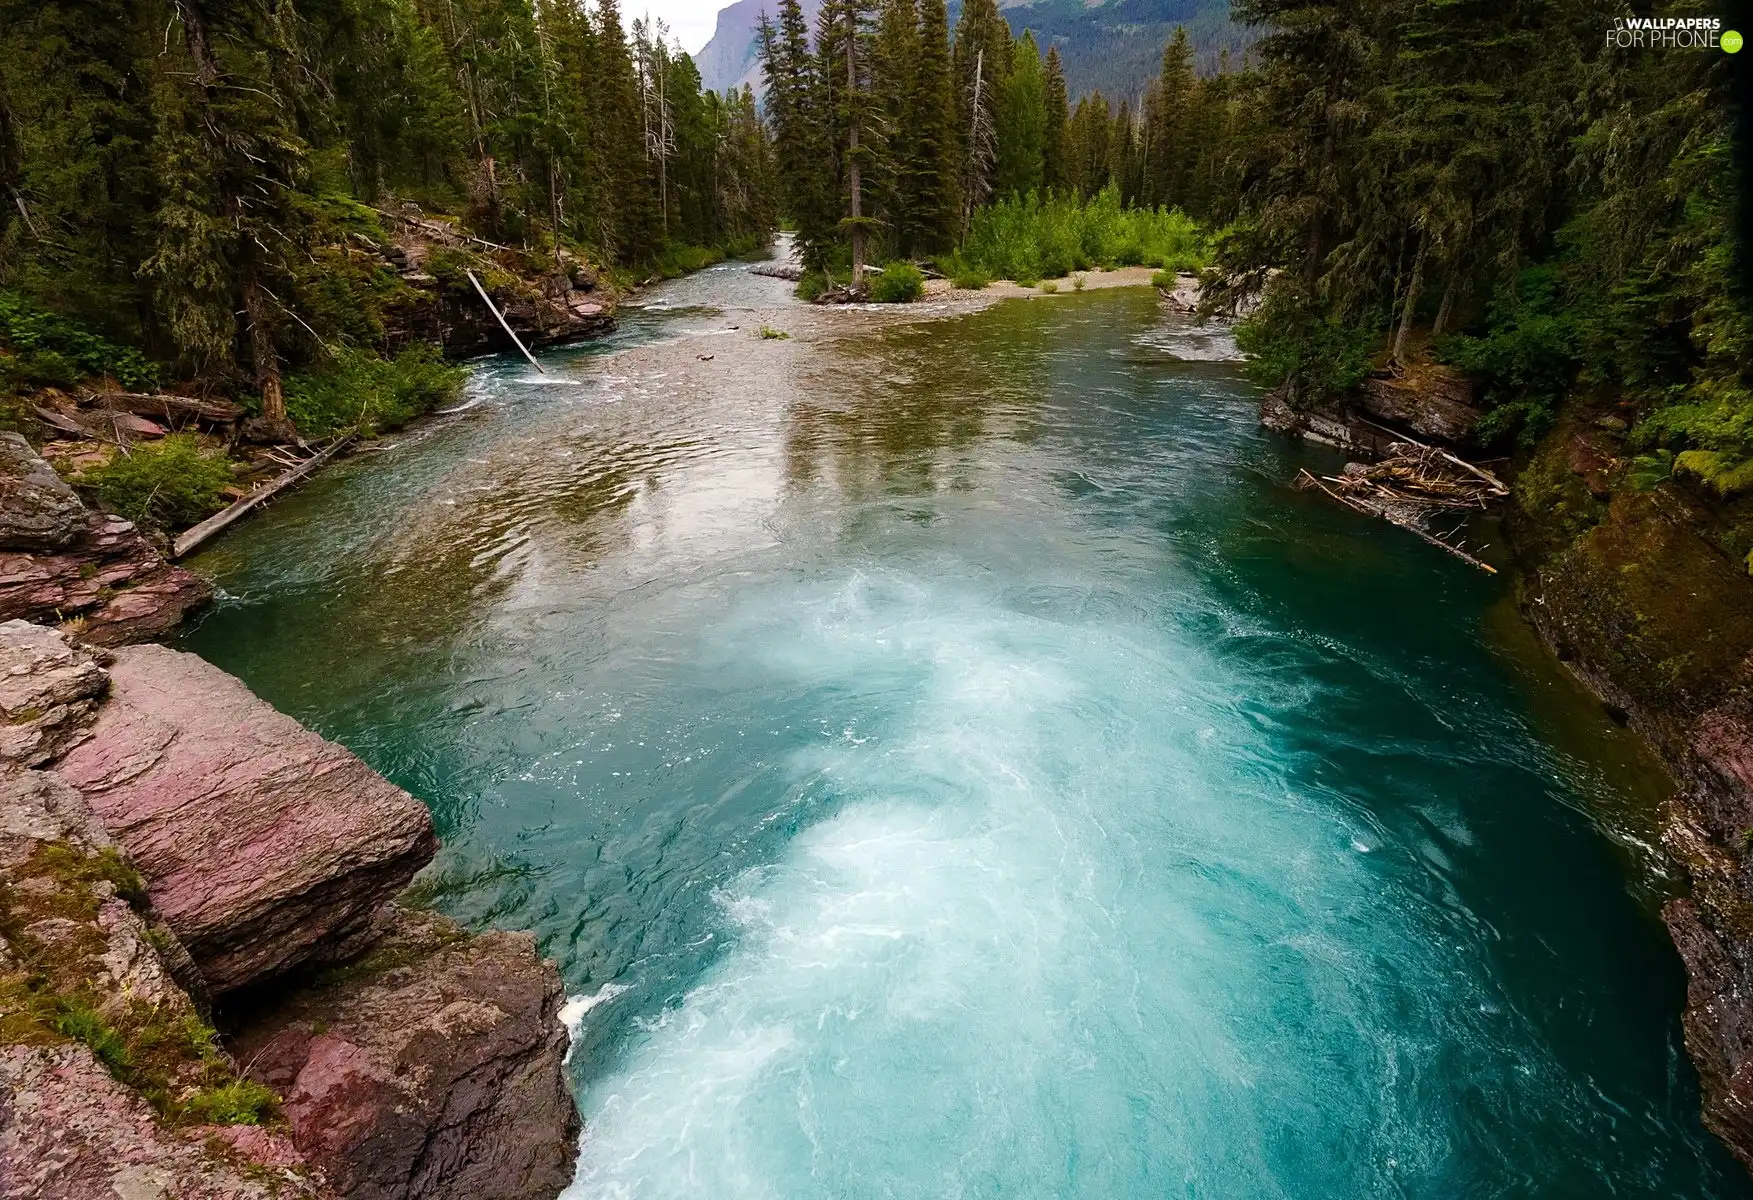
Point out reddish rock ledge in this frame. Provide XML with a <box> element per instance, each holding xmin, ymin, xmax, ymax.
<box><xmin>0</xmin><ymin>623</ymin><xmax>580</xmax><ymax>1200</ymax></box>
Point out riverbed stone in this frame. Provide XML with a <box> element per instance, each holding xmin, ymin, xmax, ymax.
<box><xmin>54</xmin><ymin>643</ymin><xmax>438</xmax><ymax>995</ymax></box>
<box><xmin>0</xmin><ymin>433</ymin><xmax>88</xmax><ymax>551</ymax></box>
<box><xmin>232</xmin><ymin>906</ymin><xmax>579</xmax><ymax>1200</ymax></box>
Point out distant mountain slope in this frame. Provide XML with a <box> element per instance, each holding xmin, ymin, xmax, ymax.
<box><xmin>694</xmin><ymin>0</ymin><xmax>1243</xmax><ymax>102</ymax></box>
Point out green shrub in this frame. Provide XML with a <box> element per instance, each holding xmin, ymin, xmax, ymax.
<box><xmin>1040</xmin><ymin>280</ymin><xmax>1058</xmax><ymax>294</ymax></box>
<box><xmin>1072</xmin><ymin>274</ymin><xmax>1086</xmax><ymax>291</ymax></box>
<box><xmin>1150</xmin><ymin>269</ymin><xmax>1177</xmax><ymax>290</ymax></box>
<box><xmin>656</xmin><ymin>244</ymin><xmax>727</xmax><ymax>278</ymax></box>
<box><xmin>959</xmin><ymin>186</ymin><xmax>1209</xmax><ymax>284</ymax></box>
<box><xmin>759</xmin><ymin>325</ymin><xmax>790</xmax><ymax>340</ymax></box>
<box><xmin>795</xmin><ymin>271</ymin><xmax>828</xmax><ymax>302</ymax></box>
<box><xmin>285</xmin><ymin>345</ymin><xmax>464</xmax><ymax>438</ymax></box>
<box><xmin>948</xmin><ymin>259</ymin><xmax>991</xmax><ymax>290</ymax></box>
<box><xmin>0</xmin><ymin>293</ymin><xmax>161</xmax><ymax>390</ymax></box>
<box><xmin>870</xmin><ymin>262</ymin><xmax>925</xmax><ymax>303</ymax></box>
<box><xmin>77</xmin><ymin>434</ymin><xmax>233</xmax><ymax>529</ymax></box>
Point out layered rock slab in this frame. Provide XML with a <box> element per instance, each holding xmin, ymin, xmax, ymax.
<box><xmin>55</xmin><ymin>643</ymin><xmax>438</xmax><ymax>995</ymax></box>
<box><xmin>233</xmin><ymin>906</ymin><xmax>579</xmax><ymax>1200</ymax></box>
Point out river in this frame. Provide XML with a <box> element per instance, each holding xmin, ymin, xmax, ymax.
<box><xmin>182</xmin><ymin>266</ymin><xmax>1749</xmax><ymax>1196</ymax></box>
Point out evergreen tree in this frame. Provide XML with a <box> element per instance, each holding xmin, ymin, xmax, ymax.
<box><xmin>1042</xmin><ymin>46</ymin><xmax>1069</xmax><ymax>195</ymax></box>
<box><xmin>994</xmin><ymin>31</ymin><xmax>1045</xmax><ymax>199</ymax></box>
<box><xmin>952</xmin><ymin>0</ymin><xmax>1007</xmax><ymax>226</ymax></box>
<box><xmin>907</xmin><ymin>0</ymin><xmax>960</xmax><ymax>253</ymax></box>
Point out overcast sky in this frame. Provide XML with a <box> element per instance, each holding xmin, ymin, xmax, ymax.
<box><xmin>633</xmin><ymin>0</ymin><xmax>729</xmax><ymax>55</ymax></box>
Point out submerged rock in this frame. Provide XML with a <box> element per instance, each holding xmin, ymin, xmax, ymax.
<box><xmin>55</xmin><ymin>643</ymin><xmax>438</xmax><ymax>995</ymax></box>
<box><xmin>233</xmin><ymin>906</ymin><xmax>579</xmax><ymax>1200</ymax></box>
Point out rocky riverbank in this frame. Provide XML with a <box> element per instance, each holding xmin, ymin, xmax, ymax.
<box><xmin>1260</xmin><ymin>374</ymin><xmax>1753</xmax><ymax>1171</ymax></box>
<box><xmin>0</xmin><ymin>433</ymin><xmax>579</xmax><ymax>1198</ymax></box>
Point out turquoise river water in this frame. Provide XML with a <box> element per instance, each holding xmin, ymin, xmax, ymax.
<box><xmin>183</xmin><ymin>270</ymin><xmax>1749</xmax><ymax>1197</ymax></box>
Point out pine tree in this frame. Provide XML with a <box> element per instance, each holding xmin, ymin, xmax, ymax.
<box><xmin>1042</xmin><ymin>46</ymin><xmax>1069</xmax><ymax>195</ymax></box>
<box><xmin>952</xmin><ymin>0</ymin><xmax>1007</xmax><ymax>224</ymax></box>
<box><xmin>994</xmin><ymin>31</ymin><xmax>1045</xmax><ymax>199</ymax></box>
<box><xmin>908</xmin><ymin>0</ymin><xmax>960</xmax><ymax>253</ymax></box>
<box><xmin>871</xmin><ymin>0</ymin><xmax>919</xmax><ymax>255</ymax></box>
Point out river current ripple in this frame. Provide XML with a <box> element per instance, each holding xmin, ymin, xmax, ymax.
<box><xmin>183</xmin><ymin>270</ymin><xmax>1747</xmax><ymax>1197</ymax></box>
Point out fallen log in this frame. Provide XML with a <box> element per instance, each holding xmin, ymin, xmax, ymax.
<box><xmin>749</xmin><ymin>262</ymin><xmax>804</xmax><ymax>281</ymax></box>
<box><xmin>91</xmin><ymin>391</ymin><xmax>244</xmax><ymax>424</ymax></box>
<box><xmin>173</xmin><ymin>435</ymin><xmax>353</xmax><ymax>559</ymax></box>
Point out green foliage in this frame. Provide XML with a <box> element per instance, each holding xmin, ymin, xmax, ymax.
<box><xmin>1235</xmin><ymin>281</ymin><xmax>1375</xmax><ymax>405</ymax></box>
<box><xmin>655</xmin><ymin>244</ymin><xmax>728</xmax><ymax>279</ymax></box>
<box><xmin>285</xmin><ymin>346</ymin><xmax>464</xmax><ymax>439</ymax></box>
<box><xmin>960</xmin><ymin>187</ymin><xmax>1209</xmax><ymax>283</ymax></box>
<box><xmin>1040</xmin><ymin>280</ymin><xmax>1058</xmax><ymax>294</ymax></box>
<box><xmin>795</xmin><ymin>271</ymin><xmax>830</xmax><ymax>302</ymax></box>
<box><xmin>76</xmin><ymin>435</ymin><xmax>233</xmax><ymax>530</ymax></box>
<box><xmin>947</xmin><ymin>259</ymin><xmax>992</xmax><ymax>290</ymax></box>
<box><xmin>759</xmin><ymin>326</ymin><xmax>792</xmax><ymax>339</ymax></box>
<box><xmin>53</xmin><ymin>1000</ymin><xmax>131</xmax><ymax>1073</ymax></box>
<box><xmin>0</xmin><ymin>294</ymin><xmax>161</xmax><ymax>391</ymax></box>
<box><xmin>870</xmin><ymin>262</ymin><xmax>925</xmax><ymax>303</ymax></box>
<box><xmin>179</xmin><ymin>1078</ymin><xmax>280</xmax><ymax>1126</ymax></box>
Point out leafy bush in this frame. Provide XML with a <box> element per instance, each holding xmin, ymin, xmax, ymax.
<box><xmin>656</xmin><ymin>243</ymin><xmax>727</xmax><ymax>278</ymax></box>
<box><xmin>870</xmin><ymin>262</ymin><xmax>925</xmax><ymax>303</ymax></box>
<box><xmin>77</xmin><ymin>434</ymin><xmax>234</xmax><ymax>529</ymax></box>
<box><xmin>1072</xmin><ymin>274</ymin><xmax>1086</xmax><ymax>291</ymax></box>
<box><xmin>759</xmin><ymin>325</ymin><xmax>790</xmax><ymax>339</ymax></box>
<box><xmin>285</xmin><ymin>345</ymin><xmax>464</xmax><ymax>438</ymax></box>
<box><xmin>795</xmin><ymin>271</ymin><xmax>828</xmax><ymax>302</ymax></box>
<box><xmin>947</xmin><ymin>258</ymin><xmax>991</xmax><ymax>290</ymax></box>
<box><xmin>1040</xmin><ymin>280</ymin><xmax>1058</xmax><ymax>294</ymax></box>
<box><xmin>959</xmin><ymin>186</ymin><xmax>1210</xmax><ymax>284</ymax></box>
<box><xmin>1235</xmin><ymin>280</ymin><xmax>1376</xmax><ymax>405</ymax></box>
<box><xmin>0</xmin><ymin>293</ymin><xmax>161</xmax><ymax>390</ymax></box>
<box><xmin>1436</xmin><ymin>265</ymin><xmax>1580</xmax><ymax>449</ymax></box>
<box><xmin>1150</xmin><ymin>269</ymin><xmax>1177</xmax><ymax>290</ymax></box>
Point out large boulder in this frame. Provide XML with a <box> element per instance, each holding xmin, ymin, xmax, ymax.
<box><xmin>0</xmin><ymin>620</ymin><xmax>108</xmax><ymax>766</ymax></box>
<box><xmin>55</xmin><ymin>643</ymin><xmax>438</xmax><ymax>995</ymax></box>
<box><xmin>0</xmin><ymin>433</ymin><xmax>88</xmax><ymax>551</ymax></box>
<box><xmin>0</xmin><ymin>1044</ymin><xmax>330</xmax><ymax>1200</ymax></box>
<box><xmin>233</xmin><ymin>907</ymin><xmax>580</xmax><ymax>1200</ymax></box>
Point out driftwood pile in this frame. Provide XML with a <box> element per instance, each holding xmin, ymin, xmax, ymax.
<box><xmin>1296</xmin><ymin>439</ymin><xmax>1509</xmax><ymax>573</ymax></box>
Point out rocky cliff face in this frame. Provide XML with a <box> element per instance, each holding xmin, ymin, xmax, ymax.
<box><xmin>1506</xmin><ymin>417</ymin><xmax>1753</xmax><ymax>1168</ymax></box>
<box><xmin>0</xmin><ymin>622</ymin><xmax>580</xmax><ymax>1200</ymax></box>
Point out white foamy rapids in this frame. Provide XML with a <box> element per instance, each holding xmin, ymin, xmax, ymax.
<box><xmin>563</xmin><ymin>575</ymin><xmax>1511</xmax><ymax>1197</ymax></box>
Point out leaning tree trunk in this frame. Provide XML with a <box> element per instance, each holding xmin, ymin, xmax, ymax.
<box><xmin>243</xmin><ymin>277</ymin><xmax>294</xmax><ymax>440</ymax></box>
<box><xmin>1392</xmin><ymin>225</ymin><xmax>1429</xmax><ymax>365</ymax></box>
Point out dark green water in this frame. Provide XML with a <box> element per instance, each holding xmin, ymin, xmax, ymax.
<box><xmin>183</xmin><ymin>277</ymin><xmax>1747</xmax><ymax>1197</ymax></box>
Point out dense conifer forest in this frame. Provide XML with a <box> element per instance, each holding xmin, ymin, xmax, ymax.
<box><xmin>0</xmin><ymin>0</ymin><xmax>777</xmax><ymax>436</ymax></box>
